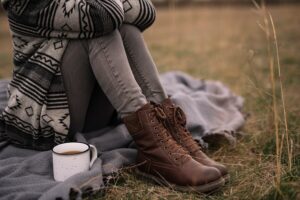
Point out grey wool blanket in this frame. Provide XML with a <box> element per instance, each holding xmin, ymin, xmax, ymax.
<box><xmin>0</xmin><ymin>72</ymin><xmax>245</xmax><ymax>200</ymax></box>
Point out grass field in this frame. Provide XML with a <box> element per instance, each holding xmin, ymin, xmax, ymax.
<box><xmin>0</xmin><ymin>4</ymin><xmax>299</xmax><ymax>200</ymax></box>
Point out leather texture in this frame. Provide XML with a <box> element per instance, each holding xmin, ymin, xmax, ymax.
<box><xmin>159</xmin><ymin>98</ymin><xmax>228</xmax><ymax>177</ymax></box>
<box><xmin>123</xmin><ymin>103</ymin><xmax>223</xmax><ymax>188</ymax></box>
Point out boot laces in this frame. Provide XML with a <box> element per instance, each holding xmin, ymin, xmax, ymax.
<box><xmin>172</xmin><ymin>107</ymin><xmax>201</xmax><ymax>154</ymax></box>
<box><xmin>150</xmin><ymin>107</ymin><xmax>189</xmax><ymax>162</ymax></box>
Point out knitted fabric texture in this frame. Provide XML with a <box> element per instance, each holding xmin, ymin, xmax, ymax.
<box><xmin>0</xmin><ymin>0</ymin><xmax>156</xmax><ymax>150</ymax></box>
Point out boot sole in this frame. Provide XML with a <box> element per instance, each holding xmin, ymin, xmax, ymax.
<box><xmin>135</xmin><ymin>168</ymin><xmax>225</xmax><ymax>193</ymax></box>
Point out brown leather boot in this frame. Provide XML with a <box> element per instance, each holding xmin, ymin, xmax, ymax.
<box><xmin>158</xmin><ymin>98</ymin><xmax>229</xmax><ymax>182</ymax></box>
<box><xmin>123</xmin><ymin>103</ymin><xmax>225</xmax><ymax>192</ymax></box>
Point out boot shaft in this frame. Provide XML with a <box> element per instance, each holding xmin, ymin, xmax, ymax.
<box><xmin>122</xmin><ymin>103</ymin><xmax>190</xmax><ymax>165</ymax></box>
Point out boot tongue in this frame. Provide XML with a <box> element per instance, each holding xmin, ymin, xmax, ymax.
<box><xmin>174</xmin><ymin>107</ymin><xmax>186</xmax><ymax>125</ymax></box>
<box><xmin>160</xmin><ymin>99</ymin><xmax>202</xmax><ymax>157</ymax></box>
<box><xmin>154</xmin><ymin>107</ymin><xmax>167</xmax><ymax>120</ymax></box>
<box><xmin>162</xmin><ymin>98</ymin><xmax>173</xmax><ymax>106</ymax></box>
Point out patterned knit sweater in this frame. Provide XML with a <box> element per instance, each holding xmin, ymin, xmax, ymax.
<box><xmin>0</xmin><ymin>0</ymin><xmax>156</xmax><ymax>150</ymax></box>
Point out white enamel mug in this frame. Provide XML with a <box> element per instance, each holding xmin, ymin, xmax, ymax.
<box><xmin>52</xmin><ymin>142</ymin><xmax>97</xmax><ymax>182</ymax></box>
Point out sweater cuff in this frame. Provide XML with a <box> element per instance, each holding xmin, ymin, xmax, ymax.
<box><xmin>114</xmin><ymin>0</ymin><xmax>123</xmax><ymax>10</ymax></box>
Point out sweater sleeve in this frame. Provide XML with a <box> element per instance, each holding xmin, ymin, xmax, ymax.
<box><xmin>122</xmin><ymin>0</ymin><xmax>156</xmax><ymax>31</ymax></box>
<box><xmin>5</xmin><ymin>0</ymin><xmax>124</xmax><ymax>39</ymax></box>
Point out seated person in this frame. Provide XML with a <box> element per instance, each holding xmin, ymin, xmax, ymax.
<box><xmin>0</xmin><ymin>0</ymin><xmax>228</xmax><ymax>192</ymax></box>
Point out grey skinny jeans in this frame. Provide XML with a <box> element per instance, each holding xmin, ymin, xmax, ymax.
<box><xmin>61</xmin><ymin>24</ymin><xmax>167</xmax><ymax>134</ymax></box>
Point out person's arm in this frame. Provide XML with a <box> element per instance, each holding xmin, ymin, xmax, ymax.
<box><xmin>4</xmin><ymin>0</ymin><xmax>124</xmax><ymax>38</ymax></box>
<box><xmin>122</xmin><ymin>0</ymin><xmax>156</xmax><ymax>31</ymax></box>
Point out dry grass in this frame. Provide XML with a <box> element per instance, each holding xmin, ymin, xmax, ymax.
<box><xmin>0</xmin><ymin>13</ymin><xmax>12</xmax><ymax>78</ymax></box>
<box><xmin>0</xmin><ymin>4</ymin><xmax>299</xmax><ymax>200</ymax></box>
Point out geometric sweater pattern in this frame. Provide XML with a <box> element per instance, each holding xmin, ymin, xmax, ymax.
<box><xmin>0</xmin><ymin>0</ymin><xmax>156</xmax><ymax>150</ymax></box>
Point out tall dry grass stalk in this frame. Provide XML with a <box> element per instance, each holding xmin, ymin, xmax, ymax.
<box><xmin>263</xmin><ymin>2</ymin><xmax>281</xmax><ymax>186</ymax></box>
<box><xmin>252</xmin><ymin>0</ymin><xmax>293</xmax><ymax>188</ymax></box>
<box><xmin>268</xmin><ymin>13</ymin><xmax>293</xmax><ymax>173</ymax></box>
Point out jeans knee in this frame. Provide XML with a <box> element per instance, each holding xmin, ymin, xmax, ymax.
<box><xmin>88</xmin><ymin>29</ymin><xmax>120</xmax><ymax>48</ymax></box>
<box><xmin>120</xmin><ymin>24</ymin><xmax>141</xmax><ymax>40</ymax></box>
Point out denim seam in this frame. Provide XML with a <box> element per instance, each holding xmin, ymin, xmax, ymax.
<box><xmin>97</xmin><ymin>38</ymin><xmax>131</xmax><ymax>99</ymax></box>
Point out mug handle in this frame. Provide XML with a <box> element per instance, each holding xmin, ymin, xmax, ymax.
<box><xmin>89</xmin><ymin>144</ymin><xmax>98</xmax><ymax>168</ymax></box>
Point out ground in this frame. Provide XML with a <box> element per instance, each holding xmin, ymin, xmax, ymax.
<box><xmin>0</xmin><ymin>4</ymin><xmax>299</xmax><ymax>200</ymax></box>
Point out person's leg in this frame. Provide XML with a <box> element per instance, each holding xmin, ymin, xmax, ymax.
<box><xmin>83</xmin><ymin>84</ymin><xmax>117</xmax><ymax>132</ymax></box>
<box><xmin>119</xmin><ymin>24</ymin><xmax>228</xmax><ymax>186</ymax></box>
<box><xmin>85</xmin><ymin>29</ymin><xmax>223</xmax><ymax>192</ymax></box>
<box><xmin>62</xmin><ymin>31</ymin><xmax>149</xmax><ymax>133</ymax></box>
<box><xmin>60</xmin><ymin>40</ymin><xmax>96</xmax><ymax>136</ymax></box>
<box><xmin>88</xmin><ymin>30</ymin><xmax>148</xmax><ymax>118</ymax></box>
<box><xmin>119</xmin><ymin>24</ymin><xmax>168</xmax><ymax>104</ymax></box>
